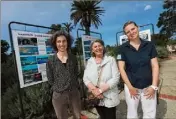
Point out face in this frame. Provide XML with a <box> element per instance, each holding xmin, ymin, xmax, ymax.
<box><xmin>56</xmin><ymin>35</ymin><xmax>68</xmax><ymax>52</ymax></box>
<box><xmin>124</xmin><ymin>23</ymin><xmax>139</xmax><ymax>41</ymax></box>
<box><xmin>92</xmin><ymin>42</ymin><xmax>104</xmax><ymax>56</ymax></box>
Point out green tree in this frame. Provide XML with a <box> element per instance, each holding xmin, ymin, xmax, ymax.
<box><xmin>70</xmin><ymin>0</ymin><xmax>105</xmax><ymax>35</ymax></box>
<box><xmin>1</xmin><ymin>40</ymin><xmax>10</xmax><ymax>63</ymax></box>
<box><xmin>157</xmin><ymin>0</ymin><xmax>176</xmax><ymax>38</ymax></box>
<box><xmin>151</xmin><ymin>34</ymin><xmax>168</xmax><ymax>46</ymax></box>
<box><xmin>105</xmin><ymin>45</ymin><xmax>118</xmax><ymax>58</ymax></box>
<box><xmin>48</xmin><ymin>24</ymin><xmax>62</xmax><ymax>34</ymax></box>
<box><xmin>62</xmin><ymin>22</ymin><xmax>74</xmax><ymax>34</ymax></box>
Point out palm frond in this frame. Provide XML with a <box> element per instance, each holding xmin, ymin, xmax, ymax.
<box><xmin>70</xmin><ymin>0</ymin><xmax>105</xmax><ymax>33</ymax></box>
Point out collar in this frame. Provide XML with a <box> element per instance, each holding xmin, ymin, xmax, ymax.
<box><xmin>124</xmin><ymin>38</ymin><xmax>149</xmax><ymax>50</ymax></box>
<box><xmin>89</xmin><ymin>55</ymin><xmax>110</xmax><ymax>67</ymax></box>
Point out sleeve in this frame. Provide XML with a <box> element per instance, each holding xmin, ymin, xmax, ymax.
<box><xmin>116</xmin><ymin>46</ymin><xmax>126</xmax><ymax>61</ymax></box>
<box><xmin>106</xmin><ymin>57</ymin><xmax>120</xmax><ymax>89</ymax></box>
<box><xmin>46</xmin><ymin>60</ymin><xmax>54</xmax><ymax>86</ymax></box>
<box><xmin>150</xmin><ymin>43</ymin><xmax>158</xmax><ymax>59</ymax></box>
<box><xmin>83</xmin><ymin>60</ymin><xmax>92</xmax><ymax>86</ymax></box>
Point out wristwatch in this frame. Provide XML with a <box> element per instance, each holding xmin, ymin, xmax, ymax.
<box><xmin>150</xmin><ymin>85</ymin><xmax>159</xmax><ymax>91</ymax></box>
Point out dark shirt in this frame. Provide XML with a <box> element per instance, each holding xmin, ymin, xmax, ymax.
<box><xmin>117</xmin><ymin>39</ymin><xmax>157</xmax><ymax>89</ymax></box>
<box><xmin>46</xmin><ymin>53</ymin><xmax>79</xmax><ymax>93</ymax></box>
<box><xmin>63</xmin><ymin>63</ymin><xmax>67</xmax><ymax>67</ymax></box>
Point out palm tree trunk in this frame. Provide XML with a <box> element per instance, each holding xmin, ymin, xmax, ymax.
<box><xmin>85</xmin><ymin>12</ymin><xmax>91</xmax><ymax>35</ymax></box>
<box><xmin>85</xmin><ymin>26</ymin><xmax>90</xmax><ymax>35</ymax></box>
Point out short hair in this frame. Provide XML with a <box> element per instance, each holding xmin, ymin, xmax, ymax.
<box><xmin>90</xmin><ymin>39</ymin><xmax>106</xmax><ymax>57</ymax></box>
<box><xmin>123</xmin><ymin>21</ymin><xmax>138</xmax><ymax>33</ymax></box>
<box><xmin>50</xmin><ymin>30</ymin><xmax>73</xmax><ymax>51</ymax></box>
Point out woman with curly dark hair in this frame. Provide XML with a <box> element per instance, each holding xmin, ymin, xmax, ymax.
<box><xmin>46</xmin><ymin>30</ymin><xmax>81</xmax><ymax>119</ymax></box>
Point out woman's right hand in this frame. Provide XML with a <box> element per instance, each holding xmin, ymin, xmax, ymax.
<box><xmin>128</xmin><ymin>86</ymin><xmax>139</xmax><ymax>99</ymax></box>
<box><xmin>91</xmin><ymin>88</ymin><xmax>102</xmax><ymax>97</ymax></box>
<box><xmin>93</xmin><ymin>89</ymin><xmax>104</xmax><ymax>99</ymax></box>
<box><xmin>97</xmin><ymin>94</ymin><xmax>104</xmax><ymax>99</ymax></box>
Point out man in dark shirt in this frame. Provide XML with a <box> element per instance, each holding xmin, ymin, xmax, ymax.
<box><xmin>46</xmin><ymin>30</ymin><xmax>81</xmax><ymax>119</ymax></box>
<box><xmin>117</xmin><ymin>21</ymin><xmax>159</xmax><ymax>119</ymax></box>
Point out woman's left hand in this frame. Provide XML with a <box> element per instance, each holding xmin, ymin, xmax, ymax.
<box><xmin>144</xmin><ymin>87</ymin><xmax>155</xmax><ymax>99</ymax></box>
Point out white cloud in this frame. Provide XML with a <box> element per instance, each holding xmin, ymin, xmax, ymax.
<box><xmin>144</xmin><ymin>5</ymin><xmax>152</xmax><ymax>11</ymax></box>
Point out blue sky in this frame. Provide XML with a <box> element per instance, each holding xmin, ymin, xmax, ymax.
<box><xmin>1</xmin><ymin>1</ymin><xmax>164</xmax><ymax>48</ymax></box>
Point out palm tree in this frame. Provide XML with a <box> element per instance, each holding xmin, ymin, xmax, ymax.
<box><xmin>70</xmin><ymin>0</ymin><xmax>105</xmax><ymax>35</ymax></box>
<box><xmin>48</xmin><ymin>24</ymin><xmax>62</xmax><ymax>34</ymax></box>
<box><xmin>62</xmin><ymin>22</ymin><xmax>74</xmax><ymax>34</ymax></box>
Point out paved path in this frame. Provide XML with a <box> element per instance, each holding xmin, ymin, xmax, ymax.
<box><xmin>159</xmin><ymin>57</ymin><xmax>176</xmax><ymax>98</ymax></box>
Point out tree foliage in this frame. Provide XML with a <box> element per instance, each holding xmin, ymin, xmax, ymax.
<box><xmin>1</xmin><ymin>82</ymin><xmax>53</xmax><ymax>119</ymax></box>
<box><xmin>151</xmin><ymin>34</ymin><xmax>168</xmax><ymax>46</ymax></box>
<box><xmin>62</xmin><ymin>22</ymin><xmax>74</xmax><ymax>34</ymax></box>
<box><xmin>1</xmin><ymin>54</ymin><xmax>53</xmax><ymax>118</ymax></box>
<box><xmin>1</xmin><ymin>83</ymin><xmax>22</xmax><ymax>119</ymax></box>
<box><xmin>156</xmin><ymin>46</ymin><xmax>169</xmax><ymax>58</ymax></box>
<box><xmin>157</xmin><ymin>0</ymin><xmax>176</xmax><ymax>38</ymax></box>
<box><xmin>167</xmin><ymin>39</ymin><xmax>176</xmax><ymax>45</ymax></box>
<box><xmin>105</xmin><ymin>45</ymin><xmax>119</xmax><ymax>58</ymax></box>
<box><xmin>1</xmin><ymin>40</ymin><xmax>10</xmax><ymax>63</ymax></box>
<box><xmin>70</xmin><ymin>0</ymin><xmax>105</xmax><ymax>35</ymax></box>
<box><xmin>48</xmin><ymin>24</ymin><xmax>62</xmax><ymax>34</ymax></box>
<box><xmin>1</xmin><ymin>54</ymin><xmax>17</xmax><ymax>94</ymax></box>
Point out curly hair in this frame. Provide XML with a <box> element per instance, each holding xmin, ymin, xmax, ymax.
<box><xmin>50</xmin><ymin>30</ymin><xmax>73</xmax><ymax>51</ymax></box>
<box><xmin>90</xmin><ymin>39</ymin><xmax>106</xmax><ymax>57</ymax></box>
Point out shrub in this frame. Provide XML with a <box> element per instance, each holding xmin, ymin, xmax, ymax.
<box><xmin>167</xmin><ymin>40</ymin><xmax>176</xmax><ymax>45</ymax></box>
<box><xmin>1</xmin><ymin>83</ymin><xmax>23</xmax><ymax>119</ymax></box>
<box><xmin>156</xmin><ymin>46</ymin><xmax>169</xmax><ymax>58</ymax></box>
<box><xmin>1</xmin><ymin>82</ymin><xmax>53</xmax><ymax>119</ymax></box>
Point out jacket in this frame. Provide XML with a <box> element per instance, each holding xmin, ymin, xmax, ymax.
<box><xmin>83</xmin><ymin>55</ymin><xmax>120</xmax><ymax>107</ymax></box>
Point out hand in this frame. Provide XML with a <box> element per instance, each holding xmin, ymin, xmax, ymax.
<box><xmin>99</xmin><ymin>83</ymin><xmax>109</xmax><ymax>92</ymax></box>
<box><xmin>97</xmin><ymin>94</ymin><xmax>104</xmax><ymax>99</ymax></box>
<box><xmin>128</xmin><ymin>86</ymin><xmax>139</xmax><ymax>99</ymax></box>
<box><xmin>91</xmin><ymin>88</ymin><xmax>102</xmax><ymax>97</ymax></box>
<box><xmin>144</xmin><ymin>87</ymin><xmax>155</xmax><ymax>99</ymax></box>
